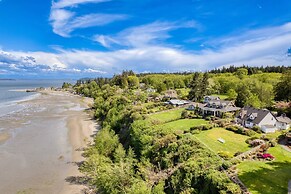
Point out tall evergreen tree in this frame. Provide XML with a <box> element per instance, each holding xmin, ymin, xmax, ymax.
<box><xmin>188</xmin><ymin>72</ymin><xmax>201</xmax><ymax>101</ymax></box>
<box><xmin>275</xmin><ymin>70</ymin><xmax>291</xmax><ymax>101</ymax></box>
<box><xmin>188</xmin><ymin>72</ymin><xmax>209</xmax><ymax>102</ymax></box>
<box><xmin>201</xmin><ymin>73</ymin><xmax>209</xmax><ymax>96</ymax></box>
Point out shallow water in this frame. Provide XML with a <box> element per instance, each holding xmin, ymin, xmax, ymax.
<box><xmin>0</xmin><ymin>80</ymin><xmax>74</xmax><ymax>117</ymax></box>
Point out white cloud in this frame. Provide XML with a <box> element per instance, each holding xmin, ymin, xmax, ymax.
<box><xmin>93</xmin><ymin>21</ymin><xmax>198</xmax><ymax>48</ymax></box>
<box><xmin>52</xmin><ymin>0</ymin><xmax>110</xmax><ymax>9</ymax></box>
<box><xmin>1</xmin><ymin>23</ymin><xmax>291</xmax><ymax>77</ymax></box>
<box><xmin>50</xmin><ymin>0</ymin><xmax>127</xmax><ymax>37</ymax></box>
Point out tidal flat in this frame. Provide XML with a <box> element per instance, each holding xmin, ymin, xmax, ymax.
<box><xmin>0</xmin><ymin>90</ymin><xmax>96</xmax><ymax>194</ymax></box>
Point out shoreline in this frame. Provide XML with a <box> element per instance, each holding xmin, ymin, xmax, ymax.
<box><xmin>0</xmin><ymin>89</ymin><xmax>97</xmax><ymax>193</ymax></box>
<box><xmin>61</xmin><ymin>91</ymin><xmax>97</xmax><ymax>194</ymax></box>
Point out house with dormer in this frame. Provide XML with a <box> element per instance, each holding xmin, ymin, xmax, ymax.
<box><xmin>236</xmin><ymin>107</ymin><xmax>278</xmax><ymax>133</ymax></box>
<box><xmin>197</xmin><ymin>99</ymin><xmax>240</xmax><ymax>117</ymax></box>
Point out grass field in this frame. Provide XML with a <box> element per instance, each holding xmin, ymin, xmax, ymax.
<box><xmin>147</xmin><ymin>108</ymin><xmax>184</xmax><ymax>124</ymax></box>
<box><xmin>159</xmin><ymin>119</ymin><xmax>208</xmax><ymax>133</ymax></box>
<box><xmin>194</xmin><ymin>127</ymin><xmax>250</xmax><ymax>155</ymax></box>
<box><xmin>237</xmin><ymin>146</ymin><xmax>291</xmax><ymax>194</ymax></box>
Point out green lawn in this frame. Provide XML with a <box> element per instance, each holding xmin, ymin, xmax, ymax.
<box><xmin>147</xmin><ymin>108</ymin><xmax>185</xmax><ymax>124</ymax></box>
<box><xmin>194</xmin><ymin>128</ymin><xmax>250</xmax><ymax>155</ymax></box>
<box><xmin>237</xmin><ymin>146</ymin><xmax>291</xmax><ymax>194</ymax></box>
<box><xmin>158</xmin><ymin>119</ymin><xmax>208</xmax><ymax>133</ymax></box>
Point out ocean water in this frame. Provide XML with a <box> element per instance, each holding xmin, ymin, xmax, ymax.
<box><xmin>0</xmin><ymin>79</ymin><xmax>75</xmax><ymax>117</ymax></box>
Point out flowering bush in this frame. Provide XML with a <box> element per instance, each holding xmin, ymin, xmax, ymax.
<box><xmin>258</xmin><ymin>153</ymin><xmax>274</xmax><ymax>159</ymax></box>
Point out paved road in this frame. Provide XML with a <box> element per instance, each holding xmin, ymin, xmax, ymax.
<box><xmin>288</xmin><ymin>180</ymin><xmax>291</xmax><ymax>194</ymax></box>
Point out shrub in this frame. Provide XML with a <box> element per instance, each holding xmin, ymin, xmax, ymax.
<box><xmin>215</xmin><ymin>119</ymin><xmax>229</xmax><ymax>127</ymax></box>
<box><xmin>237</xmin><ymin>127</ymin><xmax>244</xmax><ymax>134</ymax></box>
<box><xmin>245</xmin><ymin>136</ymin><xmax>258</xmax><ymax>144</ymax></box>
<box><xmin>205</xmin><ymin>116</ymin><xmax>211</xmax><ymax>121</ymax></box>
<box><xmin>269</xmin><ymin>139</ymin><xmax>277</xmax><ymax>147</ymax></box>
<box><xmin>231</xmin><ymin>158</ymin><xmax>241</xmax><ymax>165</ymax></box>
<box><xmin>234</xmin><ymin>151</ymin><xmax>243</xmax><ymax>157</ymax></box>
<box><xmin>252</xmin><ymin>126</ymin><xmax>262</xmax><ymax>133</ymax></box>
<box><xmin>222</xmin><ymin>161</ymin><xmax>232</xmax><ymax>169</ymax></box>
<box><xmin>190</xmin><ymin>126</ymin><xmax>204</xmax><ymax>131</ymax></box>
<box><xmin>202</xmin><ymin>124</ymin><xmax>214</xmax><ymax>131</ymax></box>
<box><xmin>181</xmin><ymin>110</ymin><xmax>189</xmax><ymax>119</ymax></box>
<box><xmin>218</xmin><ymin>151</ymin><xmax>233</xmax><ymax>160</ymax></box>
<box><xmin>191</xmin><ymin>130</ymin><xmax>201</xmax><ymax>134</ymax></box>
<box><xmin>244</xmin><ymin>130</ymin><xmax>257</xmax><ymax>137</ymax></box>
<box><xmin>226</xmin><ymin>126</ymin><xmax>238</xmax><ymax>132</ymax></box>
<box><xmin>196</xmin><ymin>115</ymin><xmax>203</xmax><ymax>119</ymax></box>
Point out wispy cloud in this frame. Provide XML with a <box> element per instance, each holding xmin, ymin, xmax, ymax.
<box><xmin>52</xmin><ymin>0</ymin><xmax>110</xmax><ymax>9</ymax></box>
<box><xmin>50</xmin><ymin>0</ymin><xmax>128</xmax><ymax>37</ymax></box>
<box><xmin>93</xmin><ymin>21</ymin><xmax>198</xmax><ymax>48</ymax></box>
<box><xmin>1</xmin><ymin>22</ymin><xmax>291</xmax><ymax>77</ymax></box>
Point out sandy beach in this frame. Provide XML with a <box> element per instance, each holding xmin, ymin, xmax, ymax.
<box><xmin>0</xmin><ymin>90</ymin><xmax>97</xmax><ymax>194</ymax></box>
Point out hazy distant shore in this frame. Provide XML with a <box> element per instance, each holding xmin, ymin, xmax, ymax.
<box><xmin>0</xmin><ymin>89</ymin><xmax>97</xmax><ymax>194</ymax></box>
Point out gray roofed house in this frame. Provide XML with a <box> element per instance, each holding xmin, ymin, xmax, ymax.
<box><xmin>197</xmin><ymin>99</ymin><xmax>240</xmax><ymax>117</ymax></box>
<box><xmin>236</xmin><ymin>107</ymin><xmax>278</xmax><ymax>133</ymax></box>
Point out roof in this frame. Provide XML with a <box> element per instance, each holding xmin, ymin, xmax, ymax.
<box><xmin>205</xmin><ymin>96</ymin><xmax>220</xmax><ymax>100</ymax></box>
<box><xmin>198</xmin><ymin>101</ymin><xmax>240</xmax><ymax>112</ymax></box>
<box><xmin>276</xmin><ymin>116</ymin><xmax>291</xmax><ymax>124</ymax></box>
<box><xmin>238</xmin><ymin>107</ymin><xmax>274</xmax><ymax>125</ymax></box>
<box><xmin>168</xmin><ymin>99</ymin><xmax>189</xmax><ymax>105</ymax></box>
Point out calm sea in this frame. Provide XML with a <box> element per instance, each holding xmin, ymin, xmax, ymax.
<box><xmin>0</xmin><ymin>79</ymin><xmax>75</xmax><ymax>117</ymax></box>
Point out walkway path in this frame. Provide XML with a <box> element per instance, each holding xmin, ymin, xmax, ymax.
<box><xmin>288</xmin><ymin>180</ymin><xmax>291</xmax><ymax>194</ymax></box>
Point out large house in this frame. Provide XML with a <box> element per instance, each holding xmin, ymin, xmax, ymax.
<box><xmin>236</xmin><ymin>107</ymin><xmax>277</xmax><ymax>133</ymax></box>
<box><xmin>196</xmin><ymin>98</ymin><xmax>240</xmax><ymax>117</ymax></box>
<box><xmin>236</xmin><ymin>107</ymin><xmax>291</xmax><ymax>133</ymax></box>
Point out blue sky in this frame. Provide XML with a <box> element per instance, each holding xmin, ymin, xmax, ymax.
<box><xmin>0</xmin><ymin>0</ymin><xmax>290</xmax><ymax>78</ymax></box>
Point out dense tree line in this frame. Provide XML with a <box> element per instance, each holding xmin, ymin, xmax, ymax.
<box><xmin>209</xmin><ymin>65</ymin><xmax>290</xmax><ymax>74</ymax></box>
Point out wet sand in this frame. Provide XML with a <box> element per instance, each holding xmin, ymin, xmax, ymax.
<box><xmin>0</xmin><ymin>91</ymin><xmax>96</xmax><ymax>194</ymax></box>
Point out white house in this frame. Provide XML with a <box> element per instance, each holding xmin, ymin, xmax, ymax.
<box><xmin>197</xmin><ymin>100</ymin><xmax>240</xmax><ymax>117</ymax></box>
<box><xmin>236</xmin><ymin>107</ymin><xmax>277</xmax><ymax>133</ymax></box>
<box><xmin>276</xmin><ymin>114</ymin><xmax>291</xmax><ymax>130</ymax></box>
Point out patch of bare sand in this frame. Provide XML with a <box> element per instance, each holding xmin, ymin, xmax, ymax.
<box><xmin>60</xmin><ymin>92</ymin><xmax>97</xmax><ymax>194</ymax></box>
<box><xmin>0</xmin><ymin>132</ymin><xmax>10</xmax><ymax>145</ymax></box>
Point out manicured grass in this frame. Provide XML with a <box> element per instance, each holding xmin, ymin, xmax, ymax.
<box><xmin>159</xmin><ymin>119</ymin><xmax>208</xmax><ymax>133</ymax></box>
<box><xmin>147</xmin><ymin>108</ymin><xmax>185</xmax><ymax>124</ymax></box>
<box><xmin>253</xmin><ymin>131</ymin><xmax>285</xmax><ymax>140</ymax></box>
<box><xmin>237</xmin><ymin>146</ymin><xmax>291</xmax><ymax>194</ymax></box>
<box><xmin>194</xmin><ymin>128</ymin><xmax>250</xmax><ymax>155</ymax></box>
